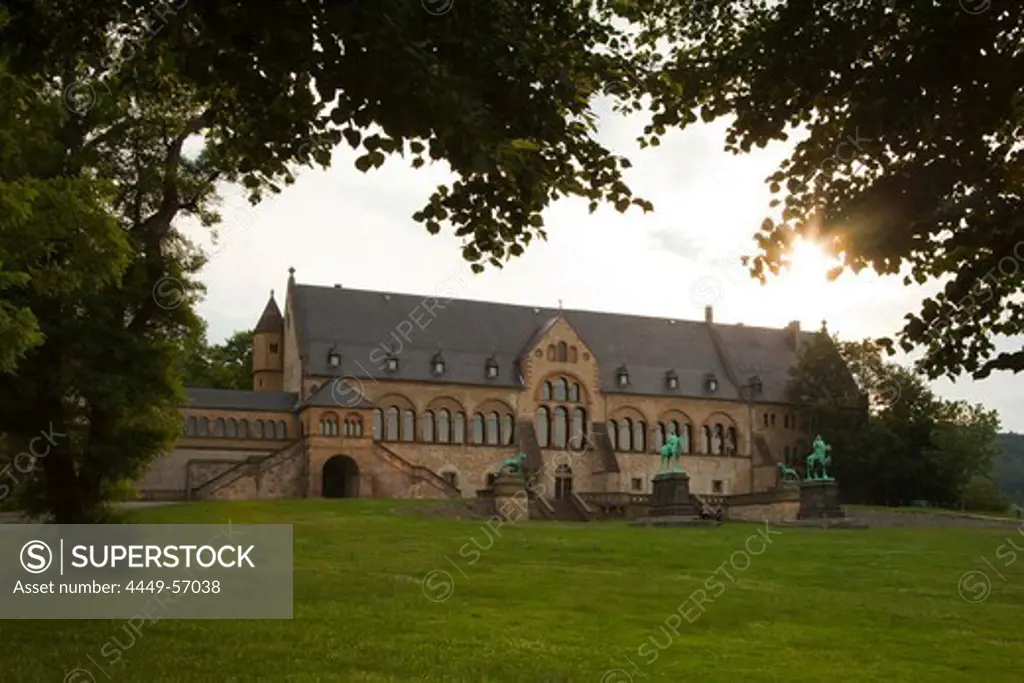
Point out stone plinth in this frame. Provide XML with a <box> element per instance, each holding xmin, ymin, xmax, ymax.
<box><xmin>630</xmin><ymin>472</ymin><xmax>719</xmax><ymax>527</ymax></box>
<box><xmin>797</xmin><ymin>480</ymin><xmax>844</xmax><ymax>520</ymax></box>
<box><xmin>492</xmin><ymin>471</ymin><xmax>529</xmax><ymax>521</ymax></box>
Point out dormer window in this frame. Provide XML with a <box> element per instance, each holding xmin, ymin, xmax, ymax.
<box><xmin>666</xmin><ymin>370</ymin><xmax>679</xmax><ymax>390</ymax></box>
<box><xmin>485</xmin><ymin>357</ymin><xmax>499</xmax><ymax>379</ymax></box>
<box><xmin>616</xmin><ymin>365</ymin><xmax>629</xmax><ymax>387</ymax></box>
<box><xmin>431</xmin><ymin>352</ymin><xmax>446</xmax><ymax>376</ymax></box>
<box><xmin>327</xmin><ymin>351</ymin><xmax>341</xmax><ymax>368</ymax></box>
<box><xmin>705</xmin><ymin>373</ymin><xmax>718</xmax><ymax>393</ymax></box>
<box><xmin>386</xmin><ymin>356</ymin><xmax>399</xmax><ymax>372</ymax></box>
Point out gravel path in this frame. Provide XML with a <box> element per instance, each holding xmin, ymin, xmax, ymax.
<box><xmin>845</xmin><ymin>508</ymin><xmax>1023</xmax><ymax>529</ymax></box>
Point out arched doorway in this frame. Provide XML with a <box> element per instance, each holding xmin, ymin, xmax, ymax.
<box><xmin>322</xmin><ymin>455</ymin><xmax>359</xmax><ymax>498</ymax></box>
<box><xmin>554</xmin><ymin>464</ymin><xmax>573</xmax><ymax>500</ymax></box>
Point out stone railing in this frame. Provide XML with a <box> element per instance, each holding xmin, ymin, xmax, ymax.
<box><xmin>373</xmin><ymin>442</ymin><xmax>461</xmax><ymax>499</ymax></box>
<box><xmin>578</xmin><ymin>492</ymin><xmax>651</xmax><ymax>520</ymax></box>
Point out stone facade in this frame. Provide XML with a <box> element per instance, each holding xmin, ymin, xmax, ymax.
<box><xmin>135</xmin><ymin>273</ymin><xmax>817</xmax><ymax>504</ymax></box>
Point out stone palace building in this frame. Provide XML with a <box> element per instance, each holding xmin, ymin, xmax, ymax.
<box><xmin>136</xmin><ymin>268</ymin><xmax>816</xmax><ymax>508</ymax></box>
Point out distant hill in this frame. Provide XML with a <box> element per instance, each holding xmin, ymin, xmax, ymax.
<box><xmin>994</xmin><ymin>432</ymin><xmax>1024</xmax><ymax>504</ymax></box>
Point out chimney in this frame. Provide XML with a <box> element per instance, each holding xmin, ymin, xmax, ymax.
<box><xmin>704</xmin><ymin>305</ymin><xmax>713</xmax><ymax>324</ymax></box>
<box><xmin>786</xmin><ymin>320</ymin><xmax>800</xmax><ymax>349</ymax></box>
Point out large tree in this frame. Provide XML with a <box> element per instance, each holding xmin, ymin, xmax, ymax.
<box><xmin>183</xmin><ymin>327</ymin><xmax>254</xmax><ymax>391</ymax></box>
<box><xmin>642</xmin><ymin>0</ymin><xmax>1023</xmax><ymax>380</ymax></box>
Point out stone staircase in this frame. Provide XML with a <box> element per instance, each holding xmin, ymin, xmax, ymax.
<box><xmin>190</xmin><ymin>437</ymin><xmax>308</xmax><ymax>499</ymax></box>
<box><xmin>587</xmin><ymin>422</ymin><xmax>620</xmax><ymax>473</ymax></box>
<box><xmin>373</xmin><ymin>442</ymin><xmax>462</xmax><ymax>499</ymax></box>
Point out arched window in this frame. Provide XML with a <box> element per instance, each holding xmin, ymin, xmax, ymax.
<box><xmin>655</xmin><ymin>422</ymin><xmax>665</xmax><ymax>450</ymax></box>
<box><xmin>452</xmin><ymin>412</ymin><xmax>466</xmax><ymax>444</ymax></box>
<box><xmin>486</xmin><ymin>411</ymin><xmax>500</xmax><ymax>445</ymax></box>
<box><xmin>238</xmin><ymin>419</ymin><xmax>249</xmax><ymax>439</ymax></box>
<box><xmin>633</xmin><ymin>420</ymin><xmax>647</xmax><ymax>453</ymax></box>
<box><xmin>319</xmin><ymin>415</ymin><xmax>338</xmax><ymax>436</ymax></box>
<box><xmin>702</xmin><ymin>425</ymin><xmax>712</xmax><ymax>453</ymax></box>
<box><xmin>471</xmin><ymin>413</ymin><xmax>485</xmax><ymax>444</ymax></box>
<box><xmin>347</xmin><ymin>416</ymin><xmax>364</xmax><ymax>437</ymax></box>
<box><xmin>536</xmin><ymin>407</ymin><xmax>550</xmax><ymax>447</ymax></box>
<box><xmin>556</xmin><ymin>342</ymin><xmax>568</xmax><ymax>362</ymax></box>
<box><xmin>546</xmin><ymin>345</ymin><xmax>556</xmax><ymax>361</ymax></box>
<box><xmin>568</xmin><ymin>382</ymin><xmax>580</xmax><ymax>403</ymax></box>
<box><xmin>552</xmin><ymin>406</ymin><xmax>568</xmax><ymax>448</ymax></box>
<box><xmin>726</xmin><ymin>426</ymin><xmax>738</xmax><ymax>454</ymax></box>
<box><xmin>198</xmin><ymin>417</ymin><xmax>209</xmax><ymax>437</ymax></box>
<box><xmin>608</xmin><ymin>420</ymin><xmax>618</xmax><ymax>450</ymax></box>
<box><xmin>554</xmin><ymin>464</ymin><xmax>573</xmax><ymax>499</ymax></box>
<box><xmin>542</xmin><ymin>382</ymin><xmax>552</xmax><ymax>401</ymax></box>
<box><xmin>681</xmin><ymin>424</ymin><xmax>692</xmax><ymax>453</ymax></box>
<box><xmin>570</xmin><ymin>408</ymin><xmax>586</xmax><ymax>449</ymax></box>
<box><xmin>186</xmin><ymin>417</ymin><xmax>197</xmax><ymax>436</ymax></box>
<box><xmin>422</xmin><ymin>411</ymin><xmax>435</xmax><ymax>442</ymax></box>
<box><xmin>213</xmin><ymin>418</ymin><xmax>225</xmax><ymax>437</ymax></box>
<box><xmin>569</xmin><ymin>346</ymin><xmax>578</xmax><ymax>363</ymax></box>
<box><xmin>553</xmin><ymin>378</ymin><xmax>567</xmax><ymax>402</ymax></box>
<box><xmin>276</xmin><ymin>421</ymin><xmax>286</xmax><ymax>439</ymax></box>
<box><xmin>618</xmin><ymin>418</ymin><xmax>632</xmax><ymax>453</ymax></box>
<box><xmin>402</xmin><ymin>409</ymin><xmax>415</xmax><ymax>441</ymax></box>
<box><xmin>372</xmin><ymin>409</ymin><xmax>383</xmax><ymax>440</ymax></box>
<box><xmin>253</xmin><ymin>420</ymin><xmax>264</xmax><ymax>439</ymax></box>
<box><xmin>226</xmin><ymin>418</ymin><xmax>237</xmax><ymax>438</ymax></box>
<box><xmin>501</xmin><ymin>414</ymin><xmax>514</xmax><ymax>446</ymax></box>
<box><xmin>714</xmin><ymin>424</ymin><xmax>724</xmax><ymax>454</ymax></box>
<box><xmin>385</xmin><ymin>407</ymin><xmax>399</xmax><ymax>441</ymax></box>
<box><xmin>436</xmin><ymin>409</ymin><xmax>451</xmax><ymax>444</ymax></box>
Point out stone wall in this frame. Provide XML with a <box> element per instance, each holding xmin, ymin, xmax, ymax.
<box><xmin>724</xmin><ymin>487</ymin><xmax>800</xmax><ymax>524</ymax></box>
<box><xmin>137</xmin><ymin>447</ymin><xmax>274</xmax><ymax>499</ymax></box>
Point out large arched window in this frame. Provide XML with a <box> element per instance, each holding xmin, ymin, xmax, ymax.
<box><xmin>702</xmin><ymin>425</ymin><xmax>712</xmax><ymax>454</ymax></box>
<box><xmin>536</xmin><ymin>407</ymin><xmax>550</xmax><ymax>447</ymax></box>
<box><xmin>501</xmin><ymin>414</ymin><xmax>514</xmax><ymax>446</ymax></box>
<box><xmin>471</xmin><ymin>413</ymin><xmax>485</xmax><ymax>444</ymax></box>
<box><xmin>372</xmin><ymin>409</ymin><xmax>383</xmax><ymax>440</ymax></box>
<box><xmin>552</xmin><ymin>406</ymin><xmax>568</xmax><ymax>448</ymax></box>
<box><xmin>385</xmin><ymin>407</ymin><xmax>400</xmax><ymax>441</ymax></box>
<box><xmin>726</xmin><ymin>426</ymin><xmax>738</xmax><ymax>455</ymax></box>
<box><xmin>681</xmin><ymin>423</ymin><xmax>692</xmax><ymax>453</ymax></box>
<box><xmin>713</xmin><ymin>424</ymin><xmax>724</xmax><ymax>454</ymax></box>
<box><xmin>655</xmin><ymin>422</ymin><xmax>666</xmax><ymax>450</ymax></box>
<box><xmin>633</xmin><ymin>420</ymin><xmax>647</xmax><ymax>453</ymax></box>
<box><xmin>542</xmin><ymin>382</ymin><xmax>552</xmax><ymax>401</ymax></box>
<box><xmin>608</xmin><ymin>420</ymin><xmax>618</xmax><ymax>450</ymax></box>
<box><xmin>486</xmin><ymin>411</ymin><xmax>500</xmax><ymax>445</ymax></box>
<box><xmin>569</xmin><ymin>408</ymin><xmax>586</xmax><ymax>449</ymax></box>
<box><xmin>253</xmin><ymin>419</ymin><xmax>264</xmax><ymax>439</ymax></box>
<box><xmin>452</xmin><ymin>411</ymin><xmax>466</xmax><ymax>444</ymax></box>
<box><xmin>402</xmin><ymin>409</ymin><xmax>415</xmax><ymax>441</ymax></box>
<box><xmin>436</xmin><ymin>409</ymin><xmax>451</xmax><ymax>443</ymax></box>
<box><xmin>422</xmin><ymin>411</ymin><xmax>435</xmax><ymax>442</ymax></box>
<box><xmin>238</xmin><ymin>419</ymin><xmax>249</xmax><ymax>439</ymax></box>
<box><xmin>567</xmin><ymin>382</ymin><xmax>580</xmax><ymax>403</ymax></box>
<box><xmin>618</xmin><ymin>418</ymin><xmax>632</xmax><ymax>452</ymax></box>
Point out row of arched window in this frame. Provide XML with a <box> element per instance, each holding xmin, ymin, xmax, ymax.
<box><xmin>540</xmin><ymin>377</ymin><xmax>582</xmax><ymax>403</ymax></box>
<box><xmin>184</xmin><ymin>416</ymin><xmax>287</xmax><ymax>440</ymax></box>
<box><xmin>546</xmin><ymin>342</ymin><xmax>579</xmax><ymax>363</ymax></box>
<box><xmin>608</xmin><ymin>419</ymin><xmax>738</xmax><ymax>455</ymax></box>
<box><xmin>370</xmin><ymin>408</ymin><xmax>516</xmax><ymax>446</ymax></box>
<box><xmin>535</xmin><ymin>406</ymin><xmax>588</xmax><ymax>448</ymax></box>
<box><xmin>318</xmin><ymin>413</ymin><xmax>365</xmax><ymax>437</ymax></box>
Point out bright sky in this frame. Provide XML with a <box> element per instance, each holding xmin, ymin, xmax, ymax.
<box><xmin>180</xmin><ymin>98</ymin><xmax>1024</xmax><ymax>433</ymax></box>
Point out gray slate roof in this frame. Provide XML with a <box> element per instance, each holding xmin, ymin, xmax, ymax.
<box><xmin>254</xmin><ymin>294</ymin><xmax>283</xmax><ymax>333</ymax></box>
<box><xmin>301</xmin><ymin>378</ymin><xmax>374</xmax><ymax>409</ymax></box>
<box><xmin>185</xmin><ymin>387</ymin><xmax>298</xmax><ymax>411</ymax></box>
<box><xmin>291</xmin><ymin>284</ymin><xmax>815</xmax><ymax>404</ymax></box>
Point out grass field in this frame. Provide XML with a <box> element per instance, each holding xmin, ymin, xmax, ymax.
<box><xmin>3</xmin><ymin>500</ymin><xmax>1024</xmax><ymax>682</ymax></box>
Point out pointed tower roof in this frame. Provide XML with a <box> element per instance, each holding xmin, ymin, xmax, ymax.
<box><xmin>254</xmin><ymin>290</ymin><xmax>284</xmax><ymax>334</ymax></box>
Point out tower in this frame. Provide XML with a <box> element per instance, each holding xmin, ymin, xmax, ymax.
<box><xmin>252</xmin><ymin>289</ymin><xmax>284</xmax><ymax>391</ymax></box>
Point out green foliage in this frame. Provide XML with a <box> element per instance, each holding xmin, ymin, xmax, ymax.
<box><xmin>788</xmin><ymin>331</ymin><xmax>1005</xmax><ymax>509</ymax></box>
<box><xmin>182</xmin><ymin>326</ymin><xmax>253</xmax><ymax>390</ymax></box>
<box><xmin>993</xmin><ymin>432</ymin><xmax>1024</xmax><ymax>503</ymax></box>
<box><xmin>644</xmin><ymin>0</ymin><xmax>1024</xmax><ymax>380</ymax></box>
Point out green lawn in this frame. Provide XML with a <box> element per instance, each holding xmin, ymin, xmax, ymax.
<box><xmin>3</xmin><ymin>500</ymin><xmax>1023</xmax><ymax>682</ymax></box>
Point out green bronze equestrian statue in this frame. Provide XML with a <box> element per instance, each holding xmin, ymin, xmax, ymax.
<box><xmin>497</xmin><ymin>451</ymin><xmax>527</xmax><ymax>475</ymax></box>
<box><xmin>803</xmin><ymin>435</ymin><xmax>833</xmax><ymax>481</ymax></box>
<box><xmin>660</xmin><ymin>433</ymin><xmax>684</xmax><ymax>473</ymax></box>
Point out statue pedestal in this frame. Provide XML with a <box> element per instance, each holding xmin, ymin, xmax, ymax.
<box><xmin>492</xmin><ymin>471</ymin><xmax>529</xmax><ymax>521</ymax></box>
<box><xmin>797</xmin><ymin>480</ymin><xmax>844</xmax><ymax>519</ymax></box>
<box><xmin>631</xmin><ymin>472</ymin><xmax>719</xmax><ymax>527</ymax></box>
